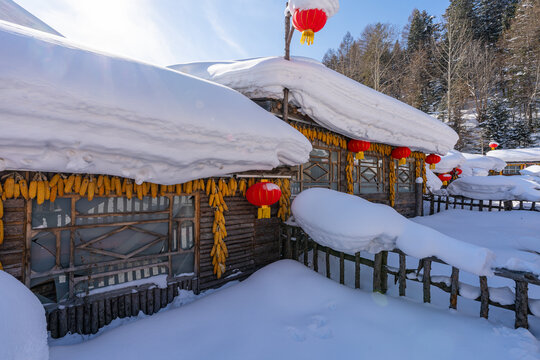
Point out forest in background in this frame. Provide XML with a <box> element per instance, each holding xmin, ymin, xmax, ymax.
<box><xmin>322</xmin><ymin>0</ymin><xmax>539</xmax><ymax>153</ymax></box>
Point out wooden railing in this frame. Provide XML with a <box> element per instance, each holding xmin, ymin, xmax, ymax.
<box><xmin>280</xmin><ymin>224</ymin><xmax>539</xmax><ymax>329</ymax></box>
<box><xmin>425</xmin><ymin>194</ymin><xmax>540</xmax><ymax>215</ymax></box>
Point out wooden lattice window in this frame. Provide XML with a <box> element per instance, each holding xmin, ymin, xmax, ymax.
<box><xmin>28</xmin><ymin>194</ymin><xmax>197</xmax><ymax>304</ymax></box>
<box><xmin>352</xmin><ymin>154</ymin><xmax>385</xmax><ymax>195</ymax></box>
<box><xmin>396</xmin><ymin>159</ymin><xmax>415</xmax><ymax>193</ymax></box>
<box><xmin>503</xmin><ymin>164</ymin><xmax>524</xmax><ymax>175</ymax></box>
<box><xmin>292</xmin><ymin>146</ymin><xmax>341</xmax><ymax>195</ymax></box>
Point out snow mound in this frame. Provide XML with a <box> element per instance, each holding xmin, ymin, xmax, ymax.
<box><xmin>0</xmin><ymin>21</ymin><xmax>311</xmax><ymax>185</ymax></box>
<box><xmin>460</xmin><ymin>153</ymin><xmax>507</xmax><ymax>176</ymax></box>
<box><xmin>291</xmin><ymin>188</ymin><xmax>494</xmax><ymax>276</ymax></box>
<box><xmin>487</xmin><ymin>148</ymin><xmax>540</xmax><ymax>163</ymax></box>
<box><xmin>521</xmin><ymin>165</ymin><xmax>540</xmax><ymax>177</ymax></box>
<box><xmin>447</xmin><ymin>175</ymin><xmax>540</xmax><ymax>201</ymax></box>
<box><xmin>286</xmin><ymin>0</ymin><xmax>340</xmax><ymax>18</ymax></box>
<box><xmin>49</xmin><ymin>261</ymin><xmax>540</xmax><ymax>360</ymax></box>
<box><xmin>425</xmin><ymin>166</ymin><xmax>443</xmax><ymax>192</ymax></box>
<box><xmin>171</xmin><ymin>57</ymin><xmax>458</xmax><ymax>154</ymax></box>
<box><xmin>433</xmin><ymin>150</ymin><xmax>466</xmax><ymax>173</ymax></box>
<box><xmin>0</xmin><ymin>271</ymin><xmax>48</xmax><ymax>360</ymax></box>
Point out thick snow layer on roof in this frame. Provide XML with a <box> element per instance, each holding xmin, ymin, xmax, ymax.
<box><xmin>171</xmin><ymin>57</ymin><xmax>458</xmax><ymax>154</ymax></box>
<box><xmin>0</xmin><ymin>21</ymin><xmax>311</xmax><ymax>184</ymax></box>
<box><xmin>522</xmin><ymin>165</ymin><xmax>540</xmax><ymax>177</ymax></box>
<box><xmin>425</xmin><ymin>166</ymin><xmax>443</xmax><ymax>192</ymax></box>
<box><xmin>0</xmin><ymin>271</ymin><xmax>48</xmax><ymax>360</ymax></box>
<box><xmin>291</xmin><ymin>188</ymin><xmax>494</xmax><ymax>276</ymax></box>
<box><xmin>434</xmin><ymin>150</ymin><xmax>506</xmax><ymax>175</ymax></box>
<box><xmin>0</xmin><ymin>0</ymin><xmax>61</xmax><ymax>36</ymax></box>
<box><xmin>48</xmin><ymin>261</ymin><xmax>540</xmax><ymax>360</ymax></box>
<box><xmin>286</xmin><ymin>0</ymin><xmax>339</xmax><ymax>17</ymax></box>
<box><xmin>487</xmin><ymin>148</ymin><xmax>540</xmax><ymax>163</ymax></box>
<box><xmin>434</xmin><ymin>150</ymin><xmax>465</xmax><ymax>173</ymax></box>
<box><xmin>447</xmin><ymin>175</ymin><xmax>540</xmax><ymax>201</ymax></box>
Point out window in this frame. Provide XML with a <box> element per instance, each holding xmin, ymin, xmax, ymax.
<box><xmin>503</xmin><ymin>164</ymin><xmax>523</xmax><ymax>175</ymax></box>
<box><xmin>352</xmin><ymin>155</ymin><xmax>385</xmax><ymax>195</ymax></box>
<box><xmin>29</xmin><ymin>195</ymin><xmax>196</xmax><ymax>304</ymax></box>
<box><xmin>396</xmin><ymin>160</ymin><xmax>415</xmax><ymax>193</ymax></box>
<box><xmin>292</xmin><ymin>146</ymin><xmax>341</xmax><ymax>195</ymax></box>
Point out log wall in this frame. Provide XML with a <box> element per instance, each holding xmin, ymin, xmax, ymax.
<box><xmin>0</xmin><ymin>198</ymin><xmax>25</xmax><ymax>281</ymax></box>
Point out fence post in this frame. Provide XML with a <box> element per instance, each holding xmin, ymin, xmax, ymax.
<box><xmin>479</xmin><ymin>276</ymin><xmax>489</xmax><ymax>319</ymax></box>
<box><xmin>515</xmin><ymin>281</ymin><xmax>529</xmax><ymax>329</ymax></box>
<box><xmin>398</xmin><ymin>252</ymin><xmax>406</xmax><ymax>296</ymax></box>
<box><xmin>450</xmin><ymin>267</ymin><xmax>459</xmax><ymax>309</ymax></box>
<box><xmin>355</xmin><ymin>252</ymin><xmax>361</xmax><ymax>289</ymax></box>
<box><xmin>415</xmin><ymin>182</ymin><xmax>423</xmax><ymax>217</ymax></box>
<box><xmin>373</xmin><ymin>252</ymin><xmax>383</xmax><ymax>293</ymax></box>
<box><xmin>313</xmin><ymin>243</ymin><xmax>318</xmax><ymax>273</ymax></box>
<box><xmin>423</xmin><ymin>259</ymin><xmax>431</xmax><ymax>303</ymax></box>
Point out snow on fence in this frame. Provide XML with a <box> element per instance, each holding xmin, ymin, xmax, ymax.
<box><xmin>280</xmin><ymin>224</ymin><xmax>538</xmax><ymax>329</ymax></box>
<box><xmin>425</xmin><ymin>194</ymin><xmax>540</xmax><ymax>215</ymax></box>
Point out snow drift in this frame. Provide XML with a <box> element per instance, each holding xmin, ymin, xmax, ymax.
<box><xmin>521</xmin><ymin>165</ymin><xmax>540</xmax><ymax>177</ymax></box>
<box><xmin>447</xmin><ymin>175</ymin><xmax>540</xmax><ymax>201</ymax></box>
<box><xmin>0</xmin><ymin>21</ymin><xmax>312</xmax><ymax>185</ymax></box>
<box><xmin>171</xmin><ymin>57</ymin><xmax>458</xmax><ymax>154</ymax></box>
<box><xmin>291</xmin><ymin>188</ymin><xmax>495</xmax><ymax>276</ymax></box>
<box><xmin>0</xmin><ymin>270</ymin><xmax>48</xmax><ymax>360</ymax></box>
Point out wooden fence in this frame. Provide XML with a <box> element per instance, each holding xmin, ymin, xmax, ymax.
<box><xmin>46</xmin><ymin>276</ymin><xmax>196</xmax><ymax>338</ymax></box>
<box><xmin>426</xmin><ymin>194</ymin><xmax>540</xmax><ymax>215</ymax></box>
<box><xmin>280</xmin><ymin>224</ymin><xmax>539</xmax><ymax>329</ymax></box>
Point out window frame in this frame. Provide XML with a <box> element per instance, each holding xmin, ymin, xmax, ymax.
<box><xmin>395</xmin><ymin>159</ymin><xmax>416</xmax><ymax>193</ymax></box>
<box><xmin>292</xmin><ymin>142</ymin><xmax>342</xmax><ymax>194</ymax></box>
<box><xmin>26</xmin><ymin>193</ymin><xmax>199</xmax><ymax>302</ymax></box>
<box><xmin>352</xmin><ymin>152</ymin><xmax>387</xmax><ymax>195</ymax></box>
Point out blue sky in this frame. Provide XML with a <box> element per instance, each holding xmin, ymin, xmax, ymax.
<box><xmin>16</xmin><ymin>0</ymin><xmax>450</xmax><ymax>66</ymax></box>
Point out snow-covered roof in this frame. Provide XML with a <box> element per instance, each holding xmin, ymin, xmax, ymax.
<box><xmin>434</xmin><ymin>150</ymin><xmax>506</xmax><ymax>175</ymax></box>
<box><xmin>291</xmin><ymin>188</ymin><xmax>494</xmax><ymax>276</ymax></box>
<box><xmin>521</xmin><ymin>165</ymin><xmax>540</xmax><ymax>177</ymax></box>
<box><xmin>0</xmin><ymin>21</ymin><xmax>311</xmax><ymax>185</ymax></box>
<box><xmin>170</xmin><ymin>57</ymin><xmax>458</xmax><ymax>154</ymax></box>
<box><xmin>286</xmin><ymin>0</ymin><xmax>340</xmax><ymax>18</ymax></box>
<box><xmin>487</xmin><ymin>148</ymin><xmax>540</xmax><ymax>163</ymax></box>
<box><xmin>447</xmin><ymin>175</ymin><xmax>540</xmax><ymax>201</ymax></box>
<box><xmin>0</xmin><ymin>0</ymin><xmax>61</xmax><ymax>36</ymax></box>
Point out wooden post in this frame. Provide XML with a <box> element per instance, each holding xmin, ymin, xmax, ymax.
<box><xmin>445</xmin><ymin>196</ymin><xmax>450</xmax><ymax>210</ymax></box>
<box><xmin>381</xmin><ymin>251</ymin><xmax>388</xmax><ymax>294</ymax></box>
<box><xmin>132</xmin><ymin>291</ymin><xmax>139</xmax><ymax>316</ymax></box>
<box><xmin>68</xmin><ymin>306</ymin><xmax>76</xmax><ymax>334</ymax></box>
<box><xmin>76</xmin><ymin>304</ymin><xmax>84</xmax><ymax>334</ymax></box>
<box><xmin>437</xmin><ymin>196</ymin><xmax>441</xmax><ymax>213</ymax></box>
<box><xmin>91</xmin><ymin>301</ymin><xmax>99</xmax><ymax>334</ymax></box>
<box><xmin>488</xmin><ymin>200</ymin><xmax>493</xmax><ymax>211</ymax></box>
<box><xmin>339</xmin><ymin>252</ymin><xmax>345</xmax><ymax>285</ymax></box>
<box><xmin>313</xmin><ymin>243</ymin><xmax>318</xmax><ymax>273</ymax></box>
<box><xmin>303</xmin><ymin>234</ymin><xmax>309</xmax><ymax>266</ymax></box>
<box><xmin>515</xmin><ymin>281</ymin><xmax>529</xmax><ymax>329</ymax></box>
<box><xmin>450</xmin><ymin>267</ymin><xmax>459</xmax><ymax>310</ymax></box>
<box><xmin>398</xmin><ymin>252</ymin><xmax>406</xmax><ymax>296</ymax></box>
<box><xmin>83</xmin><ymin>302</ymin><xmax>91</xmax><ymax>335</ymax></box>
<box><xmin>292</xmin><ymin>229</ymin><xmax>298</xmax><ymax>260</ymax></box>
<box><xmin>154</xmin><ymin>287</ymin><xmax>161</xmax><ymax>313</ymax></box>
<box><xmin>355</xmin><ymin>252</ymin><xmax>361</xmax><ymax>289</ymax></box>
<box><xmin>479</xmin><ymin>200</ymin><xmax>484</xmax><ymax>212</ymax></box>
<box><xmin>58</xmin><ymin>307</ymin><xmax>68</xmax><ymax>338</ymax></box>
<box><xmin>429</xmin><ymin>196</ymin><xmax>435</xmax><ymax>215</ymax></box>
<box><xmin>325</xmin><ymin>248</ymin><xmax>331</xmax><ymax>279</ymax></box>
<box><xmin>286</xmin><ymin>226</ymin><xmax>292</xmax><ymax>259</ymax></box>
<box><xmin>422</xmin><ymin>259</ymin><xmax>431</xmax><ymax>303</ymax></box>
<box><xmin>373</xmin><ymin>253</ymin><xmax>383</xmax><ymax>293</ymax></box>
<box><xmin>50</xmin><ymin>310</ymin><xmax>59</xmax><ymax>338</ymax></box>
<box><xmin>105</xmin><ymin>298</ymin><xmax>112</xmax><ymax>325</ymax></box>
<box><xmin>479</xmin><ymin>276</ymin><xmax>489</xmax><ymax>319</ymax></box>
<box><xmin>98</xmin><ymin>299</ymin><xmax>105</xmax><ymax>328</ymax></box>
<box><xmin>415</xmin><ymin>182</ymin><xmax>423</xmax><ymax>217</ymax></box>
<box><xmin>147</xmin><ymin>289</ymin><xmax>154</xmax><ymax>315</ymax></box>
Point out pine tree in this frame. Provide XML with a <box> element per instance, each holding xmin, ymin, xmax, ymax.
<box><xmin>474</xmin><ymin>0</ymin><xmax>519</xmax><ymax>46</ymax></box>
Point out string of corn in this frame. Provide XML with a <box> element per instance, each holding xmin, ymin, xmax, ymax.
<box><xmin>389</xmin><ymin>161</ymin><xmax>396</xmax><ymax>207</ymax></box>
<box><xmin>275</xmin><ymin>178</ymin><xmax>291</xmax><ymax>221</ymax></box>
<box><xmin>346</xmin><ymin>152</ymin><xmax>354</xmax><ymax>194</ymax></box>
<box><xmin>207</xmin><ymin>178</ymin><xmax>230</xmax><ymax>279</ymax></box>
<box><xmin>289</xmin><ymin>122</ymin><xmax>348</xmax><ymax>149</ymax></box>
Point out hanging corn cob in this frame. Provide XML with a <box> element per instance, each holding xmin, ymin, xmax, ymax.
<box><xmin>208</xmin><ymin>178</ymin><xmax>229</xmax><ymax>279</ymax></box>
<box><xmin>346</xmin><ymin>152</ymin><xmax>354</xmax><ymax>194</ymax></box>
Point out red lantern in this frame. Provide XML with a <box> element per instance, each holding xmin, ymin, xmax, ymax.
<box><xmin>425</xmin><ymin>154</ymin><xmax>441</xmax><ymax>170</ymax></box>
<box><xmin>292</xmin><ymin>9</ymin><xmax>328</xmax><ymax>45</ymax></box>
<box><xmin>348</xmin><ymin>140</ymin><xmax>371</xmax><ymax>160</ymax></box>
<box><xmin>391</xmin><ymin>147</ymin><xmax>412</xmax><ymax>166</ymax></box>
<box><xmin>489</xmin><ymin>141</ymin><xmax>499</xmax><ymax>150</ymax></box>
<box><xmin>246</xmin><ymin>180</ymin><xmax>282</xmax><ymax>219</ymax></box>
<box><xmin>453</xmin><ymin>168</ymin><xmax>463</xmax><ymax>176</ymax></box>
<box><xmin>438</xmin><ymin>173</ymin><xmax>452</xmax><ymax>186</ymax></box>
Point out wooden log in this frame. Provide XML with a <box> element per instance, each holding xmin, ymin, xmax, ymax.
<box><xmin>111</xmin><ymin>296</ymin><xmax>118</xmax><ymax>320</ymax></box>
<box><xmin>519</xmin><ymin>201</ymin><xmax>524</xmax><ymax>210</ymax></box>
<box><xmin>415</xmin><ymin>182</ymin><xmax>423</xmax><ymax>217</ymax></box>
<box><xmin>83</xmin><ymin>302</ymin><xmax>91</xmax><ymax>335</ymax></box>
<box><xmin>167</xmin><ymin>284</ymin><xmax>174</xmax><ymax>304</ymax></box>
<box><xmin>325</xmin><ymin>248</ymin><xmax>331</xmax><ymax>279</ymax></box>
<box><xmin>154</xmin><ymin>287</ymin><xmax>161</xmax><ymax>313</ymax></box>
<box><xmin>292</xmin><ymin>229</ymin><xmax>298</xmax><ymax>260</ymax></box>
<box><xmin>429</xmin><ymin>196</ymin><xmax>435</xmax><ymax>215</ymax></box>
<box><xmin>174</xmin><ymin>283</ymin><xmax>179</xmax><ymax>297</ymax></box>
<box><xmin>469</xmin><ymin>199</ymin><xmax>474</xmax><ymax>210</ymax></box>
<box><xmin>450</xmin><ymin>267</ymin><xmax>459</xmax><ymax>310</ymax></box>
<box><xmin>381</xmin><ymin>251</ymin><xmax>388</xmax><ymax>294</ymax></box>
<box><xmin>161</xmin><ymin>288</ymin><xmax>168</xmax><ymax>308</ymax></box>
<box><xmin>515</xmin><ymin>281</ymin><xmax>529</xmax><ymax>329</ymax></box>
<box><xmin>132</xmin><ymin>291</ymin><xmax>140</xmax><ymax>316</ymax></box>
<box><xmin>286</xmin><ymin>227</ymin><xmax>292</xmax><ymax>259</ymax></box>
<box><xmin>147</xmin><ymin>289</ymin><xmax>154</xmax><ymax>315</ymax></box>
<box><xmin>76</xmin><ymin>304</ymin><xmax>84</xmax><ymax>335</ymax></box>
<box><xmin>58</xmin><ymin>306</ymin><xmax>68</xmax><ymax>338</ymax></box>
<box><xmin>453</xmin><ymin>197</ymin><xmax>457</xmax><ymax>209</ymax></box>
<box><xmin>98</xmin><ymin>300</ymin><xmax>105</xmax><ymax>328</ymax></box>
<box><xmin>373</xmin><ymin>253</ymin><xmax>383</xmax><ymax>293</ymax></box>
<box><xmin>445</xmin><ymin>196</ymin><xmax>450</xmax><ymax>210</ymax></box>
<box><xmin>105</xmin><ymin>298</ymin><xmax>112</xmax><ymax>325</ymax></box>
<box><xmin>68</xmin><ymin>306</ymin><xmax>76</xmax><ymax>335</ymax></box>
<box><xmin>479</xmin><ymin>200</ymin><xmax>484</xmax><ymax>212</ymax></box>
<box><xmin>488</xmin><ymin>200</ymin><xmax>493</xmax><ymax>211</ymax></box>
<box><xmin>339</xmin><ymin>252</ymin><xmax>345</xmax><ymax>285</ymax></box>
<box><xmin>436</xmin><ymin>197</ymin><xmax>441</xmax><ymax>213</ymax></box>
<box><xmin>50</xmin><ymin>310</ymin><xmax>59</xmax><ymax>339</ymax></box>
<box><xmin>355</xmin><ymin>252</ymin><xmax>360</xmax><ymax>289</ymax></box>
<box><xmin>124</xmin><ymin>294</ymin><xmax>132</xmax><ymax>319</ymax></box>
<box><xmin>139</xmin><ymin>290</ymin><xmax>147</xmax><ymax>315</ymax></box>
<box><xmin>118</xmin><ymin>295</ymin><xmax>126</xmax><ymax>318</ymax></box>
<box><xmin>313</xmin><ymin>243</ymin><xmax>318</xmax><ymax>273</ymax></box>
<box><xmin>423</xmin><ymin>259</ymin><xmax>431</xmax><ymax>303</ymax></box>
<box><xmin>399</xmin><ymin>252</ymin><xmax>406</xmax><ymax>296</ymax></box>
<box><xmin>480</xmin><ymin>276</ymin><xmax>489</xmax><ymax>319</ymax></box>
<box><xmin>303</xmin><ymin>234</ymin><xmax>309</xmax><ymax>266</ymax></box>
<box><xmin>91</xmin><ymin>301</ymin><xmax>99</xmax><ymax>334</ymax></box>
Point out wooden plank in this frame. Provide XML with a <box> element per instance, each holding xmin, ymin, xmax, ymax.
<box><xmin>98</xmin><ymin>299</ymin><xmax>105</xmax><ymax>328</ymax></box>
<box><xmin>139</xmin><ymin>290</ymin><xmax>147</xmax><ymax>315</ymax></box>
<box><xmin>105</xmin><ymin>298</ymin><xmax>112</xmax><ymax>325</ymax></box>
<box><xmin>286</xmin><ymin>227</ymin><xmax>292</xmax><ymax>259</ymax></box>
<box><xmin>167</xmin><ymin>284</ymin><xmax>174</xmax><ymax>304</ymax></box>
<box><xmin>423</xmin><ymin>259</ymin><xmax>431</xmax><ymax>303</ymax></box>
<box><xmin>373</xmin><ymin>253</ymin><xmax>382</xmax><ymax>293</ymax></box>
<box><xmin>161</xmin><ymin>288</ymin><xmax>168</xmax><ymax>308</ymax></box>
<box><xmin>381</xmin><ymin>251</ymin><xmax>388</xmax><ymax>294</ymax></box>
<box><xmin>313</xmin><ymin>243</ymin><xmax>318</xmax><ymax>273</ymax></box>
<box><xmin>515</xmin><ymin>281</ymin><xmax>529</xmax><ymax>329</ymax></box>
<box><xmin>49</xmin><ymin>310</ymin><xmax>59</xmax><ymax>339</ymax></box>
<box><xmin>303</xmin><ymin>234</ymin><xmax>309</xmax><ymax>266</ymax></box>
<box><xmin>83</xmin><ymin>302</ymin><xmax>91</xmax><ymax>335</ymax></box>
<box><xmin>111</xmin><ymin>296</ymin><xmax>118</xmax><ymax>320</ymax></box>
<box><xmin>154</xmin><ymin>287</ymin><xmax>161</xmax><ymax>313</ymax></box>
<box><xmin>399</xmin><ymin>252</ymin><xmax>406</xmax><ymax>296</ymax></box>
<box><xmin>68</xmin><ymin>306</ymin><xmax>76</xmax><ymax>334</ymax></box>
<box><xmin>480</xmin><ymin>276</ymin><xmax>489</xmax><ymax>319</ymax></box>
<box><xmin>132</xmin><ymin>291</ymin><xmax>140</xmax><ymax>316</ymax></box>
<box><xmin>339</xmin><ymin>252</ymin><xmax>345</xmax><ymax>285</ymax></box>
<box><xmin>355</xmin><ymin>252</ymin><xmax>360</xmax><ymax>289</ymax></box>
<box><xmin>58</xmin><ymin>307</ymin><xmax>68</xmax><ymax>338</ymax></box>
<box><xmin>124</xmin><ymin>294</ymin><xmax>132</xmax><ymax>319</ymax></box>
<box><xmin>450</xmin><ymin>267</ymin><xmax>459</xmax><ymax>310</ymax></box>
<box><xmin>325</xmin><ymin>248</ymin><xmax>331</xmax><ymax>279</ymax></box>
<box><xmin>91</xmin><ymin>301</ymin><xmax>99</xmax><ymax>334</ymax></box>
<box><xmin>118</xmin><ymin>295</ymin><xmax>126</xmax><ymax>318</ymax></box>
<box><xmin>147</xmin><ymin>289</ymin><xmax>154</xmax><ymax>315</ymax></box>
<box><xmin>76</xmin><ymin>304</ymin><xmax>84</xmax><ymax>334</ymax></box>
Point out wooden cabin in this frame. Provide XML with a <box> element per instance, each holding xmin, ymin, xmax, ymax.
<box><xmin>487</xmin><ymin>148</ymin><xmax>540</xmax><ymax>175</ymax></box>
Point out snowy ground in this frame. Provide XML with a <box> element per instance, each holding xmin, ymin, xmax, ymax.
<box><xmin>49</xmin><ymin>261</ymin><xmax>539</xmax><ymax>360</ymax></box>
